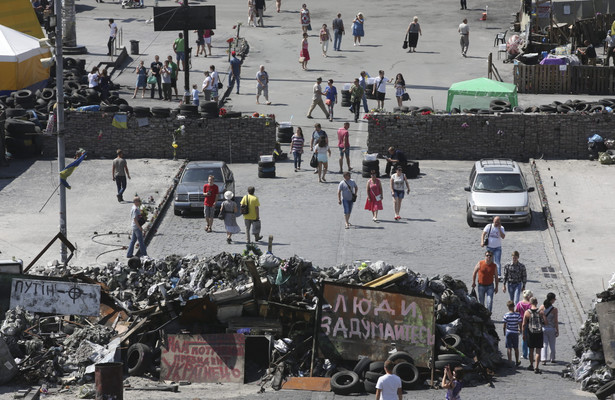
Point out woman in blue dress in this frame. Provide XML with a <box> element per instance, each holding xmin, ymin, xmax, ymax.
<box><xmin>133</xmin><ymin>60</ymin><xmax>147</xmax><ymax>99</ymax></box>
<box><xmin>352</xmin><ymin>12</ymin><xmax>364</xmax><ymax>46</ymax></box>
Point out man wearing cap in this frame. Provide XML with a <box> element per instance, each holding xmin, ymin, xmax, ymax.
<box><xmin>307</xmin><ymin>77</ymin><xmax>330</xmax><ymax>119</ymax></box>
<box><xmin>229</xmin><ymin>51</ymin><xmax>242</xmax><ymax>94</ymax></box>
<box><xmin>472</xmin><ymin>251</ymin><xmax>499</xmax><ymax>312</ymax></box>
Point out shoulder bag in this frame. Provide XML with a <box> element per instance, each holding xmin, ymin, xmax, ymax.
<box><xmin>218</xmin><ymin>204</ymin><xmax>226</xmax><ymax>220</ymax></box>
<box><xmin>402</xmin><ymin>92</ymin><xmax>410</xmax><ymax>101</ymax></box>
<box><xmin>240</xmin><ymin>196</ymin><xmax>250</xmax><ymax>214</ymax></box>
<box><xmin>403</xmin><ymin>33</ymin><xmax>408</xmax><ymax>49</ymax></box>
<box><xmin>147</xmin><ymin>75</ymin><xmax>157</xmax><ymax>85</ymax></box>
<box><xmin>483</xmin><ymin>224</ymin><xmax>492</xmax><ymax>247</ymax></box>
<box><xmin>345</xmin><ymin>181</ymin><xmax>357</xmax><ymax>202</ymax></box>
<box><xmin>310</xmin><ymin>152</ymin><xmax>318</xmax><ymax>168</ymax></box>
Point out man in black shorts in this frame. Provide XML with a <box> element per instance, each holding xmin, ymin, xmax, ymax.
<box><xmin>372</xmin><ymin>70</ymin><xmax>389</xmax><ymax>109</ymax></box>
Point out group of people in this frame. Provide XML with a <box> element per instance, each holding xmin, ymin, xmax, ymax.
<box><xmin>132</xmin><ymin>55</ymin><xmax>182</xmax><ymax>101</ymax></box>
<box><xmin>87</xmin><ymin>66</ymin><xmax>111</xmax><ymax>101</ymax></box>
<box><xmin>471</xmin><ymin>217</ymin><xmax>559</xmax><ymax>373</ymax></box>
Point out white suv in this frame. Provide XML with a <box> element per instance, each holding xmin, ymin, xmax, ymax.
<box><xmin>464</xmin><ymin>159</ymin><xmax>534</xmax><ymax>227</ymax></box>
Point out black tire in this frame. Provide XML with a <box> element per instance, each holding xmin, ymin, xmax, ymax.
<box><xmin>392</xmin><ymin>362</ymin><xmax>419</xmax><ymax>388</ymax></box>
<box><xmin>174</xmin><ymin>208</ymin><xmax>182</xmax><ymax>216</ymax></box>
<box><xmin>100</xmin><ymin>105</ymin><xmax>120</xmax><ymax>112</ymax></box>
<box><xmin>556</xmin><ymin>104</ymin><xmax>573</xmax><ymax>113</ymax></box>
<box><xmin>330</xmin><ymin>371</ymin><xmax>361</xmax><ymax>395</ymax></box>
<box><xmin>200</xmin><ymin>101</ymin><xmax>218</xmax><ymax>113</ymax></box>
<box><xmin>119</xmin><ymin>104</ymin><xmax>133</xmax><ymax>113</ymax></box>
<box><xmin>225</xmin><ymin>111</ymin><xmax>241</xmax><ymax>118</ymax></box>
<box><xmin>363</xmin><ymin>379</ymin><xmax>377</xmax><ymax>394</ymax></box>
<box><xmin>5</xmin><ymin>119</ymin><xmax>38</xmax><ymax>134</ymax></box>
<box><xmin>434</xmin><ymin>360</ymin><xmax>461</xmax><ymax>370</ymax></box>
<box><xmin>341</xmin><ymin>100</ymin><xmax>351</xmax><ymax>107</ymax></box>
<box><xmin>258</xmin><ymin>166</ymin><xmax>276</xmax><ymax>173</ymax></box>
<box><xmin>64</xmin><ymin>81</ymin><xmax>80</xmax><ymax>91</ymax></box>
<box><xmin>127</xmin><ymin>257</ymin><xmax>141</xmax><ymax>269</ymax></box>
<box><xmin>258</xmin><ymin>170</ymin><xmax>276</xmax><ymax>178</ymax></box>
<box><xmin>369</xmin><ymin>361</ymin><xmax>385</xmax><ymax>373</ymax></box>
<box><xmin>151</xmin><ymin>107</ymin><xmax>171</xmax><ymax>117</ymax></box>
<box><xmin>590</xmin><ymin>104</ymin><xmax>605</xmax><ymax>113</ymax></box>
<box><xmin>258</xmin><ymin>161</ymin><xmax>275</xmax><ymax>168</ymax></box>
<box><xmin>466</xmin><ymin>207</ymin><xmax>476</xmax><ymax>227</ymax></box>
<box><xmin>363</xmin><ymin>159</ymin><xmax>379</xmax><ymax>168</ymax></box>
<box><xmin>439</xmin><ymin>334</ymin><xmax>461</xmax><ymax>351</ymax></box>
<box><xmin>406</xmin><ymin>161</ymin><xmax>420</xmax><ymax>179</ymax></box>
<box><xmin>15</xmin><ymin>89</ymin><xmax>33</xmax><ymax>100</ymax></box>
<box><xmin>353</xmin><ymin>357</ymin><xmax>372</xmax><ymax>378</ymax></box>
<box><xmin>40</xmin><ymin>88</ymin><xmax>55</xmax><ymax>101</ymax></box>
<box><xmin>127</xmin><ymin>343</ymin><xmax>153</xmax><ymax>376</ymax></box>
<box><xmin>364</xmin><ymin>371</ymin><xmax>384</xmax><ymax>383</ymax></box>
<box><xmin>5</xmin><ymin>108</ymin><xmax>27</xmax><ymax>118</ymax></box>
<box><xmin>362</xmin><ymin>171</ymin><xmax>372</xmax><ymax>178</ymax></box>
<box><xmin>277</xmin><ymin>132</ymin><xmax>293</xmax><ymax>143</ymax></box>
<box><xmin>490</xmin><ymin>105</ymin><xmax>507</xmax><ymax>112</ymax></box>
<box><xmin>436</xmin><ymin>354</ymin><xmax>463</xmax><ymax>363</ymax></box>
<box><xmin>179</xmin><ymin>104</ymin><xmax>198</xmax><ymax>112</ymax></box>
<box><xmin>388</xmin><ymin>351</ymin><xmax>414</xmax><ymax>365</ymax></box>
<box><xmin>490</xmin><ymin>99</ymin><xmax>511</xmax><ymax>108</ymax></box>
<box><xmin>180</xmin><ymin>110</ymin><xmax>199</xmax><ymax>117</ymax></box>
<box><xmin>596</xmin><ymin>380</ymin><xmax>615</xmax><ymax>400</ymax></box>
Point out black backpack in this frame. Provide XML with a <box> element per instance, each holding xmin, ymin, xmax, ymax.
<box><xmin>528</xmin><ymin>309</ymin><xmax>543</xmax><ymax>334</ymax></box>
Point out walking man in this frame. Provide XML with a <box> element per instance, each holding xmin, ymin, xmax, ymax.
<box><xmin>107</xmin><ymin>19</ymin><xmax>117</xmax><ymax>56</ymax></box>
<box><xmin>375</xmin><ymin>360</ymin><xmax>402</xmax><ymax>400</ymax></box>
<box><xmin>372</xmin><ymin>70</ymin><xmax>389</xmax><ymax>110</ymax></box>
<box><xmin>337</xmin><ymin>122</ymin><xmax>352</xmax><ymax>173</ymax></box>
<box><xmin>256</xmin><ymin>65</ymin><xmax>271</xmax><ymax>104</ymax></box>
<box><xmin>459</xmin><ymin>18</ymin><xmax>469</xmax><ymax>57</ymax></box>
<box><xmin>338</xmin><ymin>172</ymin><xmax>358</xmax><ymax>229</ymax></box>
<box><xmin>203</xmin><ymin>175</ymin><xmax>219</xmax><ymax>233</ymax></box>
<box><xmin>307</xmin><ymin>77</ymin><xmax>330</xmax><ymax>119</ymax></box>
<box><xmin>126</xmin><ymin>196</ymin><xmax>147</xmax><ymax>258</ymax></box>
<box><xmin>255</xmin><ymin>0</ymin><xmax>266</xmax><ymax>27</ymax></box>
<box><xmin>173</xmin><ymin>32</ymin><xmax>186</xmax><ymax>71</ymax></box>
<box><xmin>471</xmin><ymin>250</ymin><xmax>498</xmax><ymax>312</ymax></box>
<box><xmin>310</xmin><ymin>123</ymin><xmax>328</xmax><ymax>149</ymax></box>
<box><xmin>481</xmin><ymin>216</ymin><xmax>506</xmax><ymax>278</ymax></box>
<box><xmin>229</xmin><ymin>51</ymin><xmax>242</xmax><ymax>94</ymax></box>
<box><xmin>112</xmin><ymin>149</ymin><xmax>130</xmax><ymax>202</ymax></box>
<box><xmin>502</xmin><ymin>250</ymin><xmax>527</xmax><ymax>304</ymax></box>
<box><xmin>359</xmin><ymin>71</ymin><xmax>370</xmax><ymax>113</ymax></box>
<box><xmin>241</xmin><ymin>186</ymin><xmax>263</xmax><ymax>243</ymax></box>
<box><xmin>332</xmin><ymin>13</ymin><xmax>344</xmax><ymax>51</ymax></box>
<box><xmin>349</xmin><ymin>78</ymin><xmax>364</xmax><ymax>122</ymax></box>
<box><xmin>460</xmin><ymin>0</ymin><xmax>467</xmax><ymax>9</ymax></box>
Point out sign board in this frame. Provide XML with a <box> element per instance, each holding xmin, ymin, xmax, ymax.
<box><xmin>10</xmin><ymin>278</ymin><xmax>100</xmax><ymax>316</ymax></box>
<box><xmin>596</xmin><ymin>301</ymin><xmax>615</xmax><ymax>368</ymax></box>
<box><xmin>161</xmin><ymin>334</ymin><xmax>245</xmax><ymax>383</ymax></box>
<box><xmin>153</xmin><ymin>6</ymin><xmax>216</xmax><ymax>31</ymax></box>
<box><xmin>320</xmin><ymin>282</ymin><xmax>435</xmax><ymax>367</ymax></box>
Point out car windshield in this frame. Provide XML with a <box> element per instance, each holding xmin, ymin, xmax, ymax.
<box><xmin>473</xmin><ymin>173</ymin><xmax>525</xmax><ymax>192</ymax></box>
<box><xmin>181</xmin><ymin>168</ymin><xmax>223</xmax><ymax>183</ymax></box>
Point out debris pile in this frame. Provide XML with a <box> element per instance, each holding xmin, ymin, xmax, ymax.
<box><xmin>0</xmin><ymin>252</ymin><xmax>502</xmax><ymax>391</ymax></box>
<box><xmin>564</xmin><ymin>273</ymin><xmax>615</xmax><ymax>396</ymax></box>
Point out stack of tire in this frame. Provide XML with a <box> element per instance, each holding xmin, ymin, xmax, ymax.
<box><xmin>489</xmin><ymin>99</ymin><xmax>512</xmax><ymax>113</ymax></box>
<box><xmin>151</xmin><ymin>107</ymin><xmax>170</xmax><ymax>118</ymax></box>
<box><xmin>365</xmin><ymin>83</ymin><xmax>376</xmax><ymax>100</ymax></box>
<box><xmin>179</xmin><ymin>104</ymin><xmax>199</xmax><ymax>118</ymax></box>
<box><xmin>4</xmin><ymin>107</ymin><xmax>43</xmax><ymax>157</ymax></box>
<box><xmin>341</xmin><ymin>89</ymin><xmax>351</xmax><ymax>108</ymax></box>
<box><xmin>258</xmin><ymin>159</ymin><xmax>276</xmax><ymax>178</ymax></box>
<box><xmin>435</xmin><ymin>333</ymin><xmax>463</xmax><ymax>370</ymax></box>
<box><xmin>277</xmin><ymin>124</ymin><xmax>293</xmax><ymax>143</ymax></box>
<box><xmin>132</xmin><ymin>106</ymin><xmax>151</xmax><ymax>118</ymax></box>
<box><xmin>200</xmin><ymin>101</ymin><xmax>218</xmax><ymax>119</ymax></box>
<box><xmin>406</xmin><ymin>160</ymin><xmax>420</xmax><ymax>179</ymax></box>
<box><xmin>362</xmin><ymin>158</ymin><xmax>379</xmax><ymax>178</ymax></box>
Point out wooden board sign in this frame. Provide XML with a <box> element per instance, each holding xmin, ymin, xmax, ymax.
<box><xmin>161</xmin><ymin>334</ymin><xmax>245</xmax><ymax>383</ymax></box>
<box><xmin>321</xmin><ymin>282</ymin><xmax>435</xmax><ymax>367</ymax></box>
<box><xmin>10</xmin><ymin>278</ymin><xmax>100</xmax><ymax>316</ymax></box>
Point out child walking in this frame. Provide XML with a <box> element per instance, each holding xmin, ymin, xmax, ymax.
<box><xmin>503</xmin><ymin>299</ymin><xmax>523</xmax><ymax>366</ymax></box>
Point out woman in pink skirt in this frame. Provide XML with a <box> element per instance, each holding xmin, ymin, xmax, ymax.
<box><xmin>365</xmin><ymin>170</ymin><xmax>383</xmax><ymax>221</ymax></box>
<box><xmin>300</xmin><ymin>32</ymin><xmax>310</xmax><ymax>70</ymax></box>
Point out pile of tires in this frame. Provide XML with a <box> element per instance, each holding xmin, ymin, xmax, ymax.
<box><xmin>341</xmin><ymin>89</ymin><xmax>351</xmax><ymax>107</ymax></box>
<box><xmin>277</xmin><ymin>124</ymin><xmax>293</xmax><ymax>143</ymax></box>
<box><xmin>132</xmin><ymin>106</ymin><xmax>151</xmax><ymax>118</ymax></box>
<box><xmin>179</xmin><ymin>104</ymin><xmax>199</xmax><ymax>118</ymax></box>
<box><xmin>362</xmin><ymin>158</ymin><xmax>379</xmax><ymax>178</ymax></box>
<box><xmin>200</xmin><ymin>101</ymin><xmax>218</xmax><ymax>119</ymax></box>
<box><xmin>258</xmin><ymin>160</ymin><xmax>276</xmax><ymax>178</ymax></box>
<box><xmin>3</xmin><ymin>106</ymin><xmax>44</xmax><ymax>158</ymax></box>
<box><xmin>365</xmin><ymin>84</ymin><xmax>376</xmax><ymax>99</ymax></box>
<box><xmin>406</xmin><ymin>160</ymin><xmax>420</xmax><ymax>179</ymax></box>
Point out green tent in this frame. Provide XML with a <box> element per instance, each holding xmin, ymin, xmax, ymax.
<box><xmin>446</xmin><ymin>77</ymin><xmax>518</xmax><ymax>112</ymax></box>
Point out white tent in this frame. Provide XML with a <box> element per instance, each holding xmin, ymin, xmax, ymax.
<box><xmin>0</xmin><ymin>24</ymin><xmax>51</xmax><ymax>95</ymax></box>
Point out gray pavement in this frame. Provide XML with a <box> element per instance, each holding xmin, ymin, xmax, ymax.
<box><xmin>0</xmin><ymin>0</ymin><xmax>613</xmax><ymax>398</ymax></box>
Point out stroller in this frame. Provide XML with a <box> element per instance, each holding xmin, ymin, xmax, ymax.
<box><xmin>121</xmin><ymin>0</ymin><xmax>142</xmax><ymax>8</ymax></box>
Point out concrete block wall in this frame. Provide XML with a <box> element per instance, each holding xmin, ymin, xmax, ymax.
<box><xmin>366</xmin><ymin>113</ymin><xmax>615</xmax><ymax>160</ymax></box>
<box><xmin>41</xmin><ymin>112</ymin><xmax>276</xmax><ymax>162</ymax></box>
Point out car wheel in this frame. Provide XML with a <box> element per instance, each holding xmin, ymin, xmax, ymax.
<box><xmin>466</xmin><ymin>207</ymin><xmax>476</xmax><ymax>227</ymax></box>
<box><xmin>523</xmin><ymin>211</ymin><xmax>532</xmax><ymax>227</ymax></box>
<box><xmin>174</xmin><ymin>208</ymin><xmax>181</xmax><ymax>216</ymax></box>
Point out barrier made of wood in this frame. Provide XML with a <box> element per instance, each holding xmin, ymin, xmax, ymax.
<box><xmin>514</xmin><ymin>64</ymin><xmax>615</xmax><ymax>95</ymax></box>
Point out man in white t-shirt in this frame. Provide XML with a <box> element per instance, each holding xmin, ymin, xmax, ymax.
<box><xmin>372</xmin><ymin>70</ymin><xmax>389</xmax><ymax>110</ymax></box>
<box><xmin>108</xmin><ymin>19</ymin><xmax>118</xmax><ymax>56</ymax></box>
<box><xmin>375</xmin><ymin>360</ymin><xmax>402</xmax><ymax>400</ymax></box>
<box><xmin>458</xmin><ymin>18</ymin><xmax>469</xmax><ymax>57</ymax></box>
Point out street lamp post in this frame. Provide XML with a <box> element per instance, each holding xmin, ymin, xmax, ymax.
<box><xmin>55</xmin><ymin>0</ymin><xmax>67</xmax><ymax>263</ymax></box>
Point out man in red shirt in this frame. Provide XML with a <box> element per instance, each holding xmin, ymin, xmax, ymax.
<box><xmin>203</xmin><ymin>175</ymin><xmax>219</xmax><ymax>232</ymax></box>
<box><xmin>337</xmin><ymin>122</ymin><xmax>352</xmax><ymax>173</ymax></box>
<box><xmin>471</xmin><ymin>250</ymin><xmax>498</xmax><ymax>312</ymax></box>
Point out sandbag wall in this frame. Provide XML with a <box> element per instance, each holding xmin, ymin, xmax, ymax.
<box><xmin>40</xmin><ymin>112</ymin><xmax>276</xmax><ymax>162</ymax></box>
<box><xmin>367</xmin><ymin>112</ymin><xmax>615</xmax><ymax>160</ymax></box>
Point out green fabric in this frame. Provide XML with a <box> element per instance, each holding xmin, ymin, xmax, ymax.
<box><xmin>169</xmin><ymin>61</ymin><xmax>178</xmax><ymax>79</ymax></box>
<box><xmin>174</xmin><ymin>37</ymin><xmax>185</xmax><ymax>52</ymax></box>
<box><xmin>446</xmin><ymin>77</ymin><xmax>518</xmax><ymax>111</ymax></box>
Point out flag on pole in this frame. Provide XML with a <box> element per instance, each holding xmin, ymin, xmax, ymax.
<box><xmin>59</xmin><ymin>152</ymin><xmax>87</xmax><ymax>189</ymax></box>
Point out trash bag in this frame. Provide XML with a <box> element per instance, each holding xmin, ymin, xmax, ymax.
<box><xmin>259</xmin><ymin>253</ymin><xmax>281</xmax><ymax>270</ymax></box>
<box><xmin>598</xmin><ymin>152</ymin><xmax>614</xmax><ymax>165</ymax></box>
<box><xmin>588</xmin><ymin>134</ymin><xmax>604</xmax><ymax>143</ymax></box>
<box><xmin>77</xmin><ymin>385</ymin><xmax>96</xmax><ymax>399</ymax></box>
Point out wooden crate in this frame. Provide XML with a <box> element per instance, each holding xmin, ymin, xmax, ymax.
<box><xmin>515</xmin><ymin>64</ymin><xmax>615</xmax><ymax>94</ymax></box>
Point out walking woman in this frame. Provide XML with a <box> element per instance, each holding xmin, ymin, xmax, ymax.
<box><xmin>133</xmin><ymin>61</ymin><xmax>148</xmax><ymax>99</ymax></box>
<box><xmin>324</xmin><ymin>79</ymin><xmax>337</xmax><ymax>122</ymax></box>
<box><xmin>394</xmin><ymin>73</ymin><xmax>406</xmax><ymax>107</ymax></box>
<box><xmin>248</xmin><ymin>0</ymin><xmax>256</xmax><ymax>27</ymax></box>
<box><xmin>515</xmin><ymin>289</ymin><xmax>533</xmax><ymax>359</ymax></box>
<box><xmin>291</xmin><ymin>127</ymin><xmax>305</xmax><ymax>171</ymax></box>
<box><xmin>352</xmin><ymin>12</ymin><xmax>364</xmax><ymax>46</ymax></box>
<box><xmin>222</xmin><ymin>191</ymin><xmax>241</xmax><ymax>244</ymax></box>
<box><xmin>365</xmin><ymin>170</ymin><xmax>383</xmax><ymax>221</ymax></box>
<box><xmin>406</xmin><ymin>16</ymin><xmax>422</xmax><ymax>53</ymax></box>
<box><xmin>319</xmin><ymin>24</ymin><xmax>332</xmax><ymax>57</ymax></box>
<box><xmin>314</xmin><ymin>136</ymin><xmax>331</xmax><ymax>182</ymax></box>
<box><xmin>540</xmin><ymin>293</ymin><xmax>558</xmax><ymax>364</ymax></box>
<box><xmin>300</xmin><ymin>4</ymin><xmax>311</xmax><ymax>34</ymax></box>
<box><xmin>300</xmin><ymin>33</ymin><xmax>310</xmax><ymax>70</ymax></box>
<box><xmin>390</xmin><ymin>165</ymin><xmax>410</xmax><ymax>220</ymax></box>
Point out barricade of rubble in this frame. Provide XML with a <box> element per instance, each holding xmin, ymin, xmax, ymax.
<box><xmin>0</xmin><ymin>251</ymin><xmax>502</xmax><ymax>393</ymax></box>
<box><xmin>564</xmin><ymin>273</ymin><xmax>615</xmax><ymax>399</ymax></box>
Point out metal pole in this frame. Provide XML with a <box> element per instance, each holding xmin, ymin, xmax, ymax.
<box><xmin>183</xmin><ymin>0</ymin><xmax>190</xmax><ymax>102</ymax></box>
<box><xmin>56</xmin><ymin>0</ymin><xmax>67</xmax><ymax>263</ymax></box>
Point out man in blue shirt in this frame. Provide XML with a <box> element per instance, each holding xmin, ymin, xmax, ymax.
<box><xmin>229</xmin><ymin>51</ymin><xmax>242</xmax><ymax>94</ymax></box>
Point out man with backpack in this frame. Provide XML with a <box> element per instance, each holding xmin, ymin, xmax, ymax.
<box><xmin>521</xmin><ymin>297</ymin><xmax>546</xmax><ymax>374</ymax></box>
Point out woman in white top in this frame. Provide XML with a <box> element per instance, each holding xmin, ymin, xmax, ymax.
<box><xmin>390</xmin><ymin>165</ymin><xmax>410</xmax><ymax>220</ymax></box>
<box><xmin>313</xmin><ymin>136</ymin><xmax>331</xmax><ymax>183</ymax></box>
<box><xmin>88</xmin><ymin>67</ymin><xmax>100</xmax><ymax>91</ymax></box>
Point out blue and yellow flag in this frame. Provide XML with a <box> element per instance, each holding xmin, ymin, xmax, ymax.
<box><xmin>112</xmin><ymin>114</ymin><xmax>128</xmax><ymax>129</ymax></box>
<box><xmin>59</xmin><ymin>152</ymin><xmax>87</xmax><ymax>189</ymax></box>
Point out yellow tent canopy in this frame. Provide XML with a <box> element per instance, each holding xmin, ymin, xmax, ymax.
<box><xmin>0</xmin><ymin>24</ymin><xmax>51</xmax><ymax>95</ymax></box>
<box><xmin>0</xmin><ymin>0</ymin><xmax>45</xmax><ymax>39</ymax></box>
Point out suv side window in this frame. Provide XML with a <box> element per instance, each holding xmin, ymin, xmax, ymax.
<box><xmin>469</xmin><ymin>165</ymin><xmax>476</xmax><ymax>187</ymax></box>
